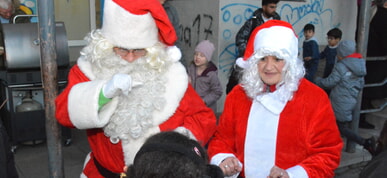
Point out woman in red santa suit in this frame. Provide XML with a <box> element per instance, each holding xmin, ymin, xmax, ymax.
<box><xmin>207</xmin><ymin>20</ymin><xmax>343</xmax><ymax>178</ymax></box>
<box><xmin>55</xmin><ymin>0</ymin><xmax>217</xmax><ymax>177</ymax></box>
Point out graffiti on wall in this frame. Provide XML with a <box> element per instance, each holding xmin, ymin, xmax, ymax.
<box><xmin>178</xmin><ymin>14</ymin><xmax>214</xmax><ymax>48</ymax></box>
<box><xmin>20</xmin><ymin>0</ymin><xmax>37</xmax><ymax>22</ymax></box>
<box><xmin>218</xmin><ymin>0</ymin><xmax>338</xmax><ymax>74</ymax></box>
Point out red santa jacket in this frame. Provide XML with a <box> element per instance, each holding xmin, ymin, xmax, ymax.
<box><xmin>55</xmin><ymin>64</ymin><xmax>217</xmax><ymax>177</ymax></box>
<box><xmin>208</xmin><ymin>79</ymin><xmax>343</xmax><ymax>177</ymax></box>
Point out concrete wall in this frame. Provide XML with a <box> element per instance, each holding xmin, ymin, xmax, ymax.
<box><xmin>171</xmin><ymin>0</ymin><xmax>357</xmax><ymax>112</ymax></box>
<box><xmin>54</xmin><ymin>0</ymin><xmax>92</xmax><ymax>65</ymax></box>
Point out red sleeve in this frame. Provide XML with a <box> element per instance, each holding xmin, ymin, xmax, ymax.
<box><xmin>55</xmin><ymin>65</ymin><xmax>90</xmax><ymax>127</ymax></box>
<box><xmin>276</xmin><ymin>79</ymin><xmax>343</xmax><ymax>177</ymax></box>
<box><xmin>207</xmin><ymin>85</ymin><xmax>252</xmax><ymax>162</ymax></box>
<box><xmin>159</xmin><ymin>84</ymin><xmax>217</xmax><ymax>146</ymax></box>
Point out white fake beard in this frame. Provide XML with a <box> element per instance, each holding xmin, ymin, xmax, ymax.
<box><xmin>91</xmin><ymin>54</ymin><xmax>167</xmax><ymax>142</ymax></box>
<box><xmin>91</xmin><ymin>53</ymin><xmax>136</xmax><ymax>80</ymax></box>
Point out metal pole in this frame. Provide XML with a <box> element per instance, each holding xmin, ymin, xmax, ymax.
<box><xmin>38</xmin><ymin>0</ymin><xmax>64</xmax><ymax>177</ymax></box>
<box><xmin>346</xmin><ymin>0</ymin><xmax>372</xmax><ymax>153</ymax></box>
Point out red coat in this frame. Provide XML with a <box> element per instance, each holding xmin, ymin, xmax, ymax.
<box><xmin>55</xmin><ymin>64</ymin><xmax>217</xmax><ymax>177</ymax></box>
<box><xmin>208</xmin><ymin>79</ymin><xmax>343</xmax><ymax>177</ymax></box>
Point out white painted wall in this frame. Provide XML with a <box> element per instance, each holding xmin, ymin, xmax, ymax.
<box><xmin>171</xmin><ymin>0</ymin><xmax>357</xmax><ymax>112</ymax></box>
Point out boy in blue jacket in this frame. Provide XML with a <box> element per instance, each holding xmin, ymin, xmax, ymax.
<box><xmin>315</xmin><ymin>40</ymin><xmax>376</xmax><ymax>156</ymax></box>
<box><xmin>302</xmin><ymin>23</ymin><xmax>320</xmax><ymax>82</ymax></box>
<box><xmin>320</xmin><ymin>28</ymin><xmax>342</xmax><ymax>78</ymax></box>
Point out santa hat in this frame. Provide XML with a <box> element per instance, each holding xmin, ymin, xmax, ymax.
<box><xmin>101</xmin><ymin>0</ymin><xmax>177</xmax><ymax>49</ymax></box>
<box><xmin>236</xmin><ymin>20</ymin><xmax>298</xmax><ymax>68</ymax></box>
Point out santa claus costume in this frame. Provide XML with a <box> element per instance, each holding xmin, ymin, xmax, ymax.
<box><xmin>55</xmin><ymin>0</ymin><xmax>217</xmax><ymax>177</ymax></box>
<box><xmin>207</xmin><ymin>20</ymin><xmax>343</xmax><ymax>178</ymax></box>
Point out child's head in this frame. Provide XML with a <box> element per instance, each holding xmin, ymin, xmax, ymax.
<box><xmin>327</xmin><ymin>28</ymin><xmax>342</xmax><ymax>47</ymax></box>
<box><xmin>129</xmin><ymin>131</ymin><xmax>224</xmax><ymax>178</ymax></box>
<box><xmin>303</xmin><ymin>23</ymin><xmax>315</xmax><ymax>40</ymax></box>
<box><xmin>194</xmin><ymin>40</ymin><xmax>215</xmax><ymax>67</ymax></box>
<box><xmin>337</xmin><ymin>40</ymin><xmax>356</xmax><ymax>60</ymax></box>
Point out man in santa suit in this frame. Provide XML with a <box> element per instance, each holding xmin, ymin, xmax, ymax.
<box><xmin>55</xmin><ymin>0</ymin><xmax>217</xmax><ymax>177</ymax></box>
<box><xmin>207</xmin><ymin>20</ymin><xmax>343</xmax><ymax>178</ymax></box>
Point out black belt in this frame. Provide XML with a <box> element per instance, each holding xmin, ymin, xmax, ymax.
<box><xmin>94</xmin><ymin>158</ymin><xmax>127</xmax><ymax>178</ymax></box>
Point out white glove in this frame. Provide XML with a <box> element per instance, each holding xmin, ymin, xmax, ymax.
<box><xmin>102</xmin><ymin>74</ymin><xmax>135</xmax><ymax>98</ymax></box>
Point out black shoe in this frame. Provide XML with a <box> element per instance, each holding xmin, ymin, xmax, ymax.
<box><xmin>359</xmin><ymin>119</ymin><xmax>375</xmax><ymax>129</ymax></box>
<box><xmin>363</xmin><ymin>137</ymin><xmax>376</xmax><ymax>156</ymax></box>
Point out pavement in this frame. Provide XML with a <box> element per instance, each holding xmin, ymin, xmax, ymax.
<box><xmin>10</xmin><ymin>101</ymin><xmax>386</xmax><ymax>178</ymax></box>
<box><xmin>14</xmin><ymin>128</ymin><xmax>89</xmax><ymax>178</ymax></box>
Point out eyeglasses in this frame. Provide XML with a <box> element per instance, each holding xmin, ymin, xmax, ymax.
<box><xmin>113</xmin><ymin>47</ymin><xmax>147</xmax><ymax>57</ymax></box>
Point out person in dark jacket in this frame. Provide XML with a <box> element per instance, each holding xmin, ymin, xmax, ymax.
<box><xmin>235</xmin><ymin>0</ymin><xmax>280</xmax><ymax>58</ymax></box>
<box><xmin>320</xmin><ymin>28</ymin><xmax>342</xmax><ymax>78</ymax></box>
<box><xmin>188</xmin><ymin>40</ymin><xmax>222</xmax><ymax>113</ymax></box>
<box><xmin>227</xmin><ymin>0</ymin><xmax>280</xmax><ymax>94</ymax></box>
<box><xmin>359</xmin><ymin>120</ymin><xmax>387</xmax><ymax>178</ymax></box>
<box><xmin>360</xmin><ymin>0</ymin><xmax>387</xmax><ymax>129</ymax></box>
<box><xmin>315</xmin><ymin>40</ymin><xmax>376</xmax><ymax>156</ymax></box>
<box><xmin>0</xmin><ymin>119</ymin><xmax>18</xmax><ymax>178</ymax></box>
<box><xmin>302</xmin><ymin>23</ymin><xmax>320</xmax><ymax>82</ymax></box>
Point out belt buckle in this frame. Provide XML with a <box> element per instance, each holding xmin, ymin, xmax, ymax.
<box><xmin>120</xmin><ymin>172</ymin><xmax>127</xmax><ymax>178</ymax></box>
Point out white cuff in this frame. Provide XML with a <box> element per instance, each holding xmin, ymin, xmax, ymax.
<box><xmin>210</xmin><ymin>153</ymin><xmax>242</xmax><ymax>178</ymax></box>
<box><xmin>286</xmin><ymin>165</ymin><xmax>308</xmax><ymax>178</ymax></box>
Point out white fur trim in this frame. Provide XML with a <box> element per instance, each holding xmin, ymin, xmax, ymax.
<box><xmin>252</xmin><ymin>26</ymin><xmax>298</xmax><ymax>63</ymax></box>
<box><xmin>167</xmin><ymin>46</ymin><xmax>182</xmax><ymax>62</ymax></box>
<box><xmin>77</xmin><ymin>59</ymin><xmax>189</xmax><ymax>164</ymax></box>
<box><xmin>173</xmin><ymin>127</ymin><xmax>197</xmax><ymax>140</ymax></box>
<box><xmin>236</xmin><ymin>57</ymin><xmax>248</xmax><ymax>69</ymax></box>
<box><xmin>77</xmin><ymin>57</ymin><xmax>96</xmax><ymax>80</ymax></box>
<box><xmin>121</xmin><ymin>126</ymin><xmax>161</xmax><ymax>164</ymax></box>
<box><xmin>121</xmin><ymin>65</ymin><xmax>189</xmax><ymax>163</ymax></box>
<box><xmin>68</xmin><ymin>80</ymin><xmax>118</xmax><ymax>129</ymax></box>
<box><xmin>101</xmin><ymin>0</ymin><xmax>158</xmax><ymax>49</ymax></box>
<box><xmin>210</xmin><ymin>153</ymin><xmax>242</xmax><ymax>178</ymax></box>
<box><xmin>244</xmin><ymin>100</ymin><xmax>282</xmax><ymax>177</ymax></box>
<box><xmin>286</xmin><ymin>165</ymin><xmax>308</xmax><ymax>178</ymax></box>
<box><xmin>76</xmin><ymin>59</ymin><xmax>188</xmax><ymax>127</ymax></box>
<box><xmin>80</xmin><ymin>153</ymin><xmax>91</xmax><ymax>178</ymax></box>
<box><xmin>151</xmin><ymin>62</ymin><xmax>188</xmax><ymax>125</ymax></box>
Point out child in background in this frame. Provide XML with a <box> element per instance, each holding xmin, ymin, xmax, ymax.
<box><xmin>302</xmin><ymin>23</ymin><xmax>320</xmax><ymax>82</ymax></box>
<box><xmin>315</xmin><ymin>40</ymin><xmax>376</xmax><ymax>156</ymax></box>
<box><xmin>320</xmin><ymin>28</ymin><xmax>342</xmax><ymax>78</ymax></box>
<box><xmin>187</xmin><ymin>40</ymin><xmax>222</xmax><ymax>113</ymax></box>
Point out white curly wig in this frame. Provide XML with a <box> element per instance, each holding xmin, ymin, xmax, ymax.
<box><xmin>237</xmin><ymin>20</ymin><xmax>305</xmax><ymax>102</ymax></box>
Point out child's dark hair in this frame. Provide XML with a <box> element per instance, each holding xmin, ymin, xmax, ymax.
<box><xmin>128</xmin><ymin>131</ymin><xmax>224</xmax><ymax>178</ymax></box>
<box><xmin>262</xmin><ymin>0</ymin><xmax>280</xmax><ymax>6</ymax></box>
<box><xmin>327</xmin><ymin>28</ymin><xmax>342</xmax><ymax>39</ymax></box>
<box><xmin>303</xmin><ymin>23</ymin><xmax>315</xmax><ymax>32</ymax></box>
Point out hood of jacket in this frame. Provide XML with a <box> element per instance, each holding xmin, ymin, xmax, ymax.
<box><xmin>201</xmin><ymin>61</ymin><xmax>218</xmax><ymax>76</ymax></box>
<box><xmin>340</xmin><ymin>57</ymin><xmax>367</xmax><ymax>77</ymax></box>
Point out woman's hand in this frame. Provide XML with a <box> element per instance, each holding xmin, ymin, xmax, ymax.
<box><xmin>219</xmin><ymin>157</ymin><xmax>242</xmax><ymax>176</ymax></box>
<box><xmin>268</xmin><ymin>165</ymin><xmax>289</xmax><ymax>178</ymax></box>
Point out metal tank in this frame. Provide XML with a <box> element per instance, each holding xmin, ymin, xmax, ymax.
<box><xmin>0</xmin><ymin>22</ymin><xmax>69</xmax><ymax>70</ymax></box>
<box><xmin>0</xmin><ymin>21</ymin><xmax>71</xmax><ymax>148</ymax></box>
